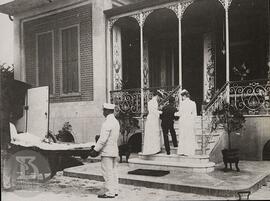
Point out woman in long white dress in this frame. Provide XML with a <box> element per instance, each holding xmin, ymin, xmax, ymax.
<box><xmin>177</xmin><ymin>89</ymin><xmax>197</xmax><ymax>156</ymax></box>
<box><xmin>142</xmin><ymin>90</ymin><xmax>163</xmax><ymax>155</ymax></box>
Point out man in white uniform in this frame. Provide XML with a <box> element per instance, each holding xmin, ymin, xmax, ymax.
<box><xmin>94</xmin><ymin>103</ymin><xmax>120</xmax><ymax>198</ymax></box>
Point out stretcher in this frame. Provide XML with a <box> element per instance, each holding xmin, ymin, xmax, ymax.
<box><xmin>9</xmin><ymin>124</ymin><xmax>94</xmax><ymax>180</ymax></box>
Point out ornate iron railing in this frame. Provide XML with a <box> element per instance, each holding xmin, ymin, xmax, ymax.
<box><xmin>201</xmin><ymin>82</ymin><xmax>229</xmax><ymax>154</ymax></box>
<box><xmin>110</xmin><ymin>85</ymin><xmax>180</xmax><ymax>117</ymax></box>
<box><xmin>201</xmin><ymin>79</ymin><xmax>270</xmax><ymax>154</ymax></box>
<box><xmin>229</xmin><ymin>79</ymin><xmax>270</xmax><ymax>115</ymax></box>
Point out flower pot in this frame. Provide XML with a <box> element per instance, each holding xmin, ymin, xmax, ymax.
<box><xmin>222</xmin><ymin>148</ymin><xmax>240</xmax><ymax>172</ymax></box>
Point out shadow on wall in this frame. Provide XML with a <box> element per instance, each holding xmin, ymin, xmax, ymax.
<box><xmin>263</xmin><ymin>140</ymin><xmax>270</xmax><ymax>160</ymax></box>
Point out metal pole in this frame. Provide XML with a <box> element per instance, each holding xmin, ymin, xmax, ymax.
<box><xmin>267</xmin><ymin>0</ymin><xmax>270</xmax><ymax>79</ymax></box>
<box><xmin>140</xmin><ymin>16</ymin><xmax>144</xmax><ymax>116</ymax></box>
<box><xmin>178</xmin><ymin>4</ymin><xmax>182</xmax><ymax>87</ymax></box>
<box><xmin>225</xmin><ymin>4</ymin><xmax>230</xmax><ymax>103</ymax></box>
<box><xmin>140</xmin><ymin>14</ymin><xmax>145</xmax><ymax>150</ymax></box>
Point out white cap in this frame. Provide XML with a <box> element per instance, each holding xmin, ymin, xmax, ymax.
<box><xmin>103</xmin><ymin>103</ymin><xmax>115</xmax><ymax>110</ymax></box>
<box><xmin>180</xmin><ymin>89</ymin><xmax>188</xmax><ymax>95</ymax></box>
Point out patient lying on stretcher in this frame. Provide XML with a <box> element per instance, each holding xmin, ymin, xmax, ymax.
<box><xmin>9</xmin><ymin>123</ymin><xmax>94</xmax><ymax>150</ymax></box>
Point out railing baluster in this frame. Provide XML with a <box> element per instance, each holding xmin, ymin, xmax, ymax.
<box><xmin>110</xmin><ymin>85</ymin><xmax>181</xmax><ymax>117</ymax></box>
<box><xmin>201</xmin><ymin>79</ymin><xmax>270</xmax><ymax>155</ymax></box>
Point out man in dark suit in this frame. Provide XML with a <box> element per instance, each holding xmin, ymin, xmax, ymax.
<box><xmin>160</xmin><ymin>97</ymin><xmax>178</xmax><ymax>155</ymax></box>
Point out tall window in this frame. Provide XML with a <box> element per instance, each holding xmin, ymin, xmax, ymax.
<box><xmin>37</xmin><ymin>32</ymin><xmax>53</xmax><ymax>94</ymax></box>
<box><xmin>61</xmin><ymin>26</ymin><xmax>79</xmax><ymax>94</ymax></box>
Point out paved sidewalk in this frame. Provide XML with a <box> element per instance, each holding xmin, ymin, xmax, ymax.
<box><xmin>64</xmin><ymin>160</ymin><xmax>270</xmax><ymax>197</ymax></box>
<box><xmin>2</xmin><ymin>168</ymin><xmax>270</xmax><ymax>201</ymax></box>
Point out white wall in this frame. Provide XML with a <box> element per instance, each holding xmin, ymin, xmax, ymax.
<box><xmin>12</xmin><ymin>0</ymin><xmax>114</xmax><ymax>142</ymax></box>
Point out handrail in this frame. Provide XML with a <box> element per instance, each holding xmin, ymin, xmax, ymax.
<box><xmin>159</xmin><ymin>85</ymin><xmax>181</xmax><ymax>107</ymax></box>
<box><xmin>110</xmin><ymin>85</ymin><xmax>180</xmax><ymax>116</ymax></box>
<box><xmin>202</xmin><ymin>78</ymin><xmax>270</xmax><ymax>154</ymax></box>
<box><xmin>110</xmin><ymin>85</ymin><xmax>178</xmax><ymax>93</ymax></box>
<box><xmin>201</xmin><ymin>81</ymin><xmax>230</xmax><ymax>155</ymax></box>
<box><xmin>204</xmin><ymin>82</ymin><xmax>229</xmax><ymax>111</ymax></box>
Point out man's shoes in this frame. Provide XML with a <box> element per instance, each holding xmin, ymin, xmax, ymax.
<box><xmin>166</xmin><ymin>152</ymin><xmax>170</xmax><ymax>155</ymax></box>
<box><xmin>115</xmin><ymin>194</ymin><xmax>118</xmax><ymax>196</ymax></box>
<box><xmin>97</xmin><ymin>194</ymin><xmax>115</xmax><ymax>198</ymax></box>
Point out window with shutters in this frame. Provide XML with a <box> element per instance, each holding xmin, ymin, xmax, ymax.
<box><xmin>61</xmin><ymin>25</ymin><xmax>80</xmax><ymax>94</ymax></box>
<box><xmin>37</xmin><ymin>31</ymin><xmax>54</xmax><ymax>94</ymax></box>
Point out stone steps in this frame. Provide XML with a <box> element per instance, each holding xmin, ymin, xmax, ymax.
<box><xmin>138</xmin><ymin>152</ymin><xmax>210</xmax><ymax>163</ymax></box>
<box><xmin>161</xmin><ymin>146</ymin><xmax>211</xmax><ymax>155</ymax></box>
<box><xmin>128</xmin><ymin>158</ymin><xmax>215</xmax><ymax>173</ymax></box>
<box><xmin>144</xmin><ymin>116</ymin><xmax>224</xmax><ymax>159</ymax></box>
<box><xmin>129</xmin><ymin>115</ymin><xmax>221</xmax><ymax>172</ymax></box>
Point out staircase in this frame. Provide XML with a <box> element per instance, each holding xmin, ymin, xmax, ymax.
<box><xmin>128</xmin><ymin>116</ymin><xmax>224</xmax><ymax>173</ymax></box>
<box><xmin>128</xmin><ymin>84</ymin><xmax>230</xmax><ymax>173</ymax></box>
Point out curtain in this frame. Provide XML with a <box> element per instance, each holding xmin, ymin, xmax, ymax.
<box><xmin>38</xmin><ymin>32</ymin><xmax>53</xmax><ymax>93</ymax></box>
<box><xmin>62</xmin><ymin>26</ymin><xmax>79</xmax><ymax>93</ymax></box>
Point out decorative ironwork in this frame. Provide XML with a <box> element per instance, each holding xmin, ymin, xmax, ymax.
<box><xmin>203</xmin><ymin>33</ymin><xmax>216</xmax><ymax>103</ymax></box>
<box><xmin>108</xmin><ymin>18</ymin><xmax>119</xmax><ymax>30</ymax></box>
<box><xmin>130</xmin><ymin>13</ymin><xmax>140</xmax><ymax>26</ymax></box>
<box><xmin>110</xmin><ymin>86</ymin><xmax>180</xmax><ymax>116</ymax></box>
<box><xmin>143</xmin><ymin>41</ymin><xmax>149</xmax><ymax>88</ymax></box>
<box><xmin>167</xmin><ymin>1</ymin><xmax>194</xmax><ymax>19</ymax></box>
<box><xmin>180</xmin><ymin>0</ymin><xmax>193</xmax><ymax>19</ymax></box>
<box><xmin>201</xmin><ymin>82</ymin><xmax>230</xmax><ymax>154</ymax></box>
<box><xmin>167</xmin><ymin>4</ymin><xmax>179</xmax><ymax>18</ymax></box>
<box><xmin>130</xmin><ymin>10</ymin><xmax>153</xmax><ymax>27</ymax></box>
<box><xmin>201</xmin><ymin>79</ymin><xmax>270</xmax><ymax>154</ymax></box>
<box><xmin>141</xmin><ymin>10</ymin><xmax>153</xmax><ymax>27</ymax></box>
<box><xmin>112</xmin><ymin>25</ymin><xmax>122</xmax><ymax>90</ymax></box>
<box><xmin>218</xmin><ymin>0</ymin><xmax>233</xmax><ymax>9</ymax></box>
<box><xmin>230</xmin><ymin>79</ymin><xmax>270</xmax><ymax>115</ymax></box>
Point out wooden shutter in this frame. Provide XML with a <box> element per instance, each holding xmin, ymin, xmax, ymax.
<box><xmin>37</xmin><ymin>32</ymin><xmax>53</xmax><ymax>93</ymax></box>
<box><xmin>62</xmin><ymin>26</ymin><xmax>79</xmax><ymax>94</ymax></box>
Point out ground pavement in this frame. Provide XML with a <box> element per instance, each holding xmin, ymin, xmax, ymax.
<box><xmin>2</xmin><ymin>161</ymin><xmax>270</xmax><ymax>201</ymax></box>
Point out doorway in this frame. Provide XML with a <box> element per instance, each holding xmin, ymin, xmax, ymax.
<box><xmin>182</xmin><ymin>34</ymin><xmax>203</xmax><ymax>114</ymax></box>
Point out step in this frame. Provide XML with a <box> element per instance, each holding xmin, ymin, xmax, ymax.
<box><xmin>195</xmin><ymin>133</ymin><xmax>220</xmax><ymax>138</ymax></box>
<box><xmin>128</xmin><ymin>158</ymin><xmax>215</xmax><ymax>173</ymax></box>
<box><xmin>163</xmin><ymin>145</ymin><xmax>212</xmax><ymax>155</ymax></box>
<box><xmin>195</xmin><ymin>148</ymin><xmax>210</xmax><ymax>155</ymax></box>
<box><xmin>161</xmin><ymin>146</ymin><xmax>178</xmax><ymax>154</ymax></box>
<box><xmin>138</xmin><ymin>152</ymin><xmax>210</xmax><ymax>163</ymax></box>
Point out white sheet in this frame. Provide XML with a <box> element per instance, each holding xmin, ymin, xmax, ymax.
<box><xmin>10</xmin><ymin>123</ymin><xmax>94</xmax><ymax>150</ymax></box>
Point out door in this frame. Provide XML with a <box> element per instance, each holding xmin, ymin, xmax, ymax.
<box><xmin>27</xmin><ymin>86</ymin><xmax>49</xmax><ymax>138</ymax></box>
<box><xmin>182</xmin><ymin>34</ymin><xmax>203</xmax><ymax>114</ymax></box>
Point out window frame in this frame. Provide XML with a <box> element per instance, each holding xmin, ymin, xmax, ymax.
<box><xmin>59</xmin><ymin>24</ymin><xmax>81</xmax><ymax>97</ymax></box>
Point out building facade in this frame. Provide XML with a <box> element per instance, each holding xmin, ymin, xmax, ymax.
<box><xmin>105</xmin><ymin>0</ymin><xmax>270</xmax><ymax>161</ymax></box>
<box><xmin>0</xmin><ymin>0</ymin><xmax>141</xmax><ymax>142</ymax></box>
<box><xmin>0</xmin><ymin>0</ymin><xmax>269</xmax><ymax>161</ymax></box>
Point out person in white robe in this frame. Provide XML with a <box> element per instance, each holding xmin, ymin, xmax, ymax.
<box><xmin>177</xmin><ymin>89</ymin><xmax>197</xmax><ymax>156</ymax></box>
<box><xmin>142</xmin><ymin>90</ymin><xmax>163</xmax><ymax>155</ymax></box>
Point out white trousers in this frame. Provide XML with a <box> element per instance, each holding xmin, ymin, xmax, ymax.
<box><xmin>101</xmin><ymin>156</ymin><xmax>119</xmax><ymax>196</ymax></box>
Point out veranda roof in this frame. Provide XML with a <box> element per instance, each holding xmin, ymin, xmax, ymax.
<box><xmin>104</xmin><ymin>0</ymin><xmax>181</xmax><ymax>17</ymax></box>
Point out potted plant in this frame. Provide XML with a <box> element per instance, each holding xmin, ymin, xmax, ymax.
<box><xmin>212</xmin><ymin>102</ymin><xmax>245</xmax><ymax>172</ymax></box>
